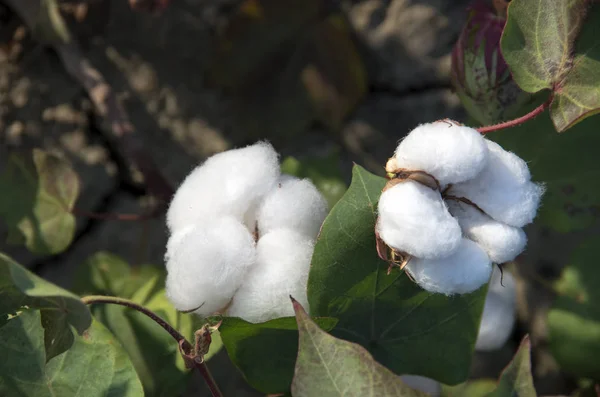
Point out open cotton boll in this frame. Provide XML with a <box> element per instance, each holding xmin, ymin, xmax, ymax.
<box><xmin>405</xmin><ymin>238</ymin><xmax>492</xmax><ymax>295</ymax></box>
<box><xmin>165</xmin><ymin>217</ymin><xmax>256</xmax><ymax>317</ymax></box>
<box><xmin>377</xmin><ymin>180</ymin><xmax>462</xmax><ymax>259</ymax></box>
<box><xmin>257</xmin><ymin>176</ymin><xmax>328</xmax><ymax>239</ymax></box>
<box><xmin>476</xmin><ymin>267</ymin><xmax>516</xmax><ymax>351</ymax></box>
<box><xmin>400</xmin><ymin>375</ymin><xmax>441</xmax><ymax>396</ymax></box>
<box><xmin>165</xmin><ymin>225</ymin><xmax>195</xmax><ymax>265</ymax></box>
<box><xmin>450</xmin><ymin>140</ymin><xmax>544</xmax><ymax>227</ymax></box>
<box><xmin>166</xmin><ymin>141</ymin><xmax>280</xmax><ymax>233</ymax></box>
<box><xmin>393</xmin><ymin>120</ymin><xmax>488</xmax><ymax>186</ymax></box>
<box><xmin>448</xmin><ymin>201</ymin><xmax>527</xmax><ymax>263</ymax></box>
<box><xmin>227</xmin><ymin>229</ymin><xmax>313</xmax><ymax>323</ymax></box>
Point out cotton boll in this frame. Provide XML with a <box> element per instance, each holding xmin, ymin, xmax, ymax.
<box><xmin>257</xmin><ymin>176</ymin><xmax>328</xmax><ymax>239</ymax></box>
<box><xmin>377</xmin><ymin>180</ymin><xmax>462</xmax><ymax>259</ymax></box>
<box><xmin>166</xmin><ymin>141</ymin><xmax>280</xmax><ymax>233</ymax></box>
<box><xmin>393</xmin><ymin>120</ymin><xmax>488</xmax><ymax>186</ymax></box>
<box><xmin>400</xmin><ymin>375</ymin><xmax>441</xmax><ymax>396</ymax></box>
<box><xmin>165</xmin><ymin>225</ymin><xmax>195</xmax><ymax>266</ymax></box>
<box><xmin>475</xmin><ymin>293</ymin><xmax>515</xmax><ymax>351</ymax></box>
<box><xmin>448</xmin><ymin>201</ymin><xmax>527</xmax><ymax>263</ymax></box>
<box><xmin>450</xmin><ymin>140</ymin><xmax>544</xmax><ymax>227</ymax></box>
<box><xmin>405</xmin><ymin>238</ymin><xmax>492</xmax><ymax>295</ymax></box>
<box><xmin>227</xmin><ymin>229</ymin><xmax>313</xmax><ymax>323</ymax></box>
<box><xmin>165</xmin><ymin>217</ymin><xmax>257</xmax><ymax>317</ymax></box>
<box><xmin>476</xmin><ymin>267</ymin><xmax>516</xmax><ymax>351</ymax></box>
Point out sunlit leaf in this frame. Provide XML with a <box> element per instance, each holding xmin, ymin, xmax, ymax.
<box><xmin>0</xmin><ymin>149</ymin><xmax>80</xmax><ymax>254</ymax></box>
<box><xmin>501</xmin><ymin>0</ymin><xmax>600</xmax><ymax>131</ymax></box>
<box><xmin>485</xmin><ymin>336</ymin><xmax>536</xmax><ymax>397</ymax></box>
<box><xmin>291</xmin><ymin>299</ymin><xmax>427</xmax><ymax>397</ymax></box>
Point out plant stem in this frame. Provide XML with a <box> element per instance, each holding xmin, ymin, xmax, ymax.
<box><xmin>81</xmin><ymin>295</ymin><xmax>223</xmax><ymax>397</ymax></box>
<box><xmin>477</xmin><ymin>95</ymin><xmax>553</xmax><ymax>134</ymax></box>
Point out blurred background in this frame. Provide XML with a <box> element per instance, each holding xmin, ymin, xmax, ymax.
<box><xmin>0</xmin><ymin>0</ymin><xmax>595</xmax><ymax>396</ymax></box>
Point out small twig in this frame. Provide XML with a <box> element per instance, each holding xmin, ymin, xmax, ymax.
<box><xmin>71</xmin><ymin>208</ymin><xmax>154</xmax><ymax>221</ymax></box>
<box><xmin>477</xmin><ymin>95</ymin><xmax>553</xmax><ymax>134</ymax></box>
<box><xmin>82</xmin><ymin>295</ymin><xmax>224</xmax><ymax>397</ymax></box>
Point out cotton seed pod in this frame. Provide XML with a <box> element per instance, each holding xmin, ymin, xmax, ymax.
<box><xmin>405</xmin><ymin>238</ymin><xmax>492</xmax><ymax>295</ymax></box>
<box><xmin>257</xmin><ymin>175</ymin><xmax>328</xmax><ymax>240</ymax></box>
<box><xmin>449</xmin><ymin>140</ymin><xmax>544</xmax><ymax>227</ymax></box>
<box><xmin>392</xmin><ymin>120</ymin><xmax>489</xmax><ymax>186</ymax></box>
<box><xmin>227</xmin><ymin>229</ymin><xmax>313</xmax><ymax>323</ymax></box>
<box><xmin>400</xmin><ymin>375</ymin><xmax>441</xmax><ymax>397</ymax></box>
<box><xmin>165</xmin><ymin>217</ymin><xmax>256</xmax><ymax>316</ymax></box>
<box><xmin>448</xmin><ymin>200</ymin><xmax>527</xmax><ymax>264</ymax></box>
<box><xmin>475</xmin><ymin>268</ymin><xmax>517</xmax><ymax>351</ymax></box>
<box><xmin>377</xmin><ymin>180</ymin><xmax>462</xmax><ymax>259</ymax></box>
<box><xmin>166</xmin><ymin>141</ymin><xmax>280</xmax><ymax>233</ymax></box>
<box><xmin>451</xmin><ymin>0</ymin><xmax>531</xmax><ymax>126</ymax></box>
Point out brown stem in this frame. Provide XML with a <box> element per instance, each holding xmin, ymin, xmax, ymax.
<box><xmin>477</xmin><ymin>95</ymin><xmax>553</xmax><ymax>134</ymax></box>
<box><xmin>71</xmin><ymin>208</ymin><xmax>155</xmax><ymax>221</ymax></box>
<box><xmin>82</xmin><ymin>296</ymin><xmax>223</xmax><ymax>397</ymax></box>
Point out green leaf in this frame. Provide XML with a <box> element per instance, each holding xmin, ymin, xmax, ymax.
<box><xmin>0</xmin><ymin>310</ymin><xmax>143</xmax><ymax>396</ymax></box>
<box><xmin>0</xmin><ymin>253</ymin><xmax>91</xmax><ymax>360</ymax></box>
<box><xmin>501</xmin><ymin>0</ymin><xmax>600</xmax><ymax>131</ymax></box>
<box><xmin>485</xmin><ymin>336</ymin><xmax>536</xmax><ymax>397</ymax></box>
<box><xmin>72</xmin><ymin>252</ymin><xmax>213</xmax><ymax>397</ymax></box>
<box><xmin>0</xmin><ymin>149</ymin><xmax>80</xmax><ymax>254</ymax></box>
<box><xmin>547</xmin><ymin>237</ymin><xmax>600</xmax><ymax>380</ymax></box>
<box><xmin>281</xmin><ymin>151</ymin><xmax>348</xmax><ymax>208</ymax></box>
<box><xmin>308</xmin><ymin>165</ymin><xmax>487</xmax><ymax>385</ymax></box>
<box><xmin>218</xmin><ymin>315</ymin><xmax>337</xmax><ymax>394</ymax></box>
<box><xmin>208</xmin><ymin>0</ymin><xmax>367</xmax><ymax>137</ymax></box>
<box><xmin>549</xmin><ymin>5</ymin><xmax>600</xmax><ymax>132</ymax></box>
<box><xmin>291</xmin><ymin>299</ymin><xmax>427</xmax><ymax>397</ymax></box>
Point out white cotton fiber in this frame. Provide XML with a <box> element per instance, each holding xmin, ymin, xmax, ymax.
<box><xmin>448</xmin><ymin>201</ymin><xmax>527</xmax><ymax>264</ymax></box>
<box><xmin>405</xmin><ymin>238</ymin><xmax>492</xmax><ymax>295</ymax></box>
<box><xmin>257</xmin><ymin>175</ymin><xmax>328</xmax><ymax>240</ymax></box>
<box><xmin>393</xmin><ymin>120</ymin><xmax>488</xmax><ymax>186</ymax></box>
<box><xmin>377</xmin><ymin>180</ymin><xmax>462</xmax><ymax>259</ymax></box>
<box><xmin>165</xmin><ymin>217</ymin><xmax>257</xmax><ymax>317</ymax></box>
<box><xmin>166</xmin><ymin>141</ymin><xmax>280</xmax><ymax>233</ymax></box>
<box><xmin>400</xmin><ymin>375</ymin><xmax>441</xmax><ymax>396</ymax></box>
<box><xmin>475</xmin><ymin>268</ymin><xmax>517</xmax><ymax>351</ymax></box>
<box><xmin>450</xmin><ymin>140</ymin><xmax>544</xmax><ymax>227</ymax></box>
<box><xmin>227</xmin><ymin>229</ymin><xmax>314</xmax><ymax>323</ymax></box>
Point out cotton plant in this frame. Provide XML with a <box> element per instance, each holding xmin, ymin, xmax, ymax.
<box><xmin>164</xmin><ymin>142</ymin><xmax>328</xmax><ymax>322</ymax></box>
<box><xmin>376</xmin><ymin>119</ymin><xmax>543</xmax><ymax>295</ymax></box>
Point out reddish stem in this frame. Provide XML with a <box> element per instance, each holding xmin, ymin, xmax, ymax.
<box><xmin>71</xmin><ymin>208</ymin><xmax>155</xmax><ymax>221</ymax></box>
<box><xmin>477</xmin><ymin>96</ymin><xmax>553</xmax><ymax>134</ymax></box>
<box><xmin>82</xmin><ymin>296</ymin><xmax>223</xmax><ymax>397</ymax></box>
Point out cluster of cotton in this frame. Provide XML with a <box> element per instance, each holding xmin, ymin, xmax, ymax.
<box><xmin>475</xmin><ymin>267</ymin><xmax>517</xmax><ymax>351</ymax></box>
<box><xmin>165</xmin><ymin>142</ymin><xmax>328</xmax><ymax>322</ymax></box>
<box><xmin>377</xmin><ymin>120</ymin><xmax>543</xmax><ymax>295</ymax></box>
